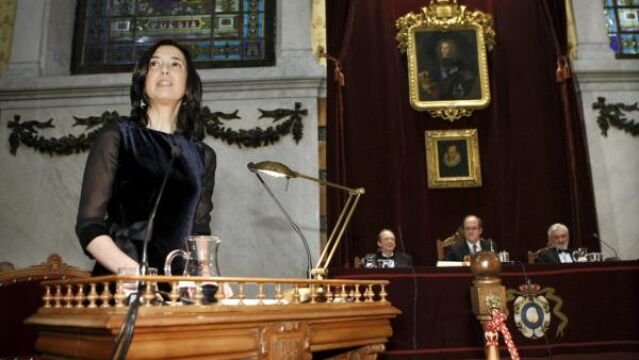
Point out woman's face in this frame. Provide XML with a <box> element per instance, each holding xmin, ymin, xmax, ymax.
<box><xmin>144</xmin><ymin>45</ymin><xmax>187</xmax><ymax>106</ymax></box>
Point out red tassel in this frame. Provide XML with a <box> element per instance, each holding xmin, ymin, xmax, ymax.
<box><xmin>334</xmin><ymin>66</ymin><xmax>346</xmax><ymax>87</ymax></box>
<box><xmin>556</xmin><ymin>56</ymin><xmax>571</xmax><ymax>82</ymax></box>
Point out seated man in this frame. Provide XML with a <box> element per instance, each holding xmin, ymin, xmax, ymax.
<box><xmin>443</xmin><ymin>215</ymin><xmax>498</xmax><ymax>261</ymax></box>
<box><xmin>536</xmin><ymin>223</ymin><xmax>573</xmax><ymax>264</ymax></box>
<box><xmin>361</xmin><ymin>229</ymin><xmax>413</xmax><ymax>268</ymax></box>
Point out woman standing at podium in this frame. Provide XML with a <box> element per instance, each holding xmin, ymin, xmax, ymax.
<box><xmin>75</xmin><ymin>40</ymin><xmax>216</xmax><ymax>276</ymax></box>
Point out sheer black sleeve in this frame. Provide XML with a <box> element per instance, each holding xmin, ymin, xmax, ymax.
<box><xmin>192</xmin><ymin>143</ymin><xmax>216</xmax><ymax>235</ymax></box>
<box><xmin>75</xmin><ymin>124</ymin><xmax>121</xmax><ymax>255</ymax></box>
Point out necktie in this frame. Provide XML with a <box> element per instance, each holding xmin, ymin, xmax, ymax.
<box><xmin>472</xmin><ymin>244</ymin><xmax>478</xmax><ymax>255</ymax></box>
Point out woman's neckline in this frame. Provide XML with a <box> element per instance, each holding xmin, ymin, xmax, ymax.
<box><xmin>144</xmin><ymin>125</ymin><xmax>177</xmax><ymax>136</ymax></box>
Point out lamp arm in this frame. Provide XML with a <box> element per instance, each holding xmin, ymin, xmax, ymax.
<box><xmin>313</xmin><ymin>191</ymin><xmax>363</xmax><ymax>276</ymax></box>
<box><xmin>315</xmin><ymin>194</ymin><xmax>354</xmax><ymax>269</ymax></box>
<box><xmin>322</xmin><ymin>192</ymin><xmax>362</xmax><ymax>270</ymax></box>
<box><xmin>254</xmin><ymin>173</ymin><xmax>313</xmax><ymax>279</ymax></box>
<box><xmin>294</xmin><ymin>172</ymin><xmax>364</xmax><ymax>195</ymax></box>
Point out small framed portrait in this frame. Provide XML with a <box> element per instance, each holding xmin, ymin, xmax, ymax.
<box><xmin>406</xmin><ymin>26</ymin><xmax>490</xmax><ymax>120</ymax></box>
<box><xmin>425</xmin><ymin>129</ymin><xmax>482</xmax><ymax>189</ymax></box>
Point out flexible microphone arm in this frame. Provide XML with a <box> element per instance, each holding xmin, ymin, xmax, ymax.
<box><xmin>140</xmin><ymin>146</ymin><xmax>181</xmax><ymax>276</ymax></box>
<box><xmin>112</xmin><ymin>145</ymin><xmax>180</xmax><ymax>360</ymax></box>
<box><xmin>252</xmin><ymin>171</ymin><xmax>313</xmax><ymax>279</ymax></box>
<box><xmin>594</xmin><ymin>233</ymin><xmax>620</xmax><ymax>261</ymax></box>
<box><xmin>397</xmin><ymin>224</ymin><xmax>407</xmax><ymax>254</ymax></box>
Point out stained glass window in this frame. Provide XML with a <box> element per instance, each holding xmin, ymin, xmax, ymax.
<box><xmin>71</xmin><ymin>0</ymin><xmax>275</xmax><ymax>74</ymax></box>
<box><xmin>604</xmin><ymin>0</ymin><xmax>639</xmax><ymax>57</ymax></box>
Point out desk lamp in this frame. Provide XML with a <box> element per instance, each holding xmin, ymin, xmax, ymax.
<box><xmin>248</xmin><ymin>161</ymin><xmax>364</xmax><ymax>279</ymax></box>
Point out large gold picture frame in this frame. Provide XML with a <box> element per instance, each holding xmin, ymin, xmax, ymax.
<box><xmin>425</xmin><ymin>129</ymin><xmax>481</xmax><ymax>189</ymax></box>
<box><xmin>396</xmin><ymin>0</ymin><xmax>495</xmax><ymax>122</ymax></box>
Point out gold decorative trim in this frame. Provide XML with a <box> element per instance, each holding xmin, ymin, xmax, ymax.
<box><xmin>0</xmin><ymin>0</ymin><xmax>17</xmax><ymax>77</ymax></box>
<box><xmin>396</xmin><ymin>0</ymin><xmax>495</xmax><ymax>121</ymax></box>
<box><xmin>396</xmin><ymin>0</ymin><xmax>495</xmax><ymax>53</ymax></box>
<box><xmin>0</xmin><ymin>254</ymin><xmax>90</xmax><ymax>284</ymax></box>
<box><xmin>565</xmin><ymin>0</ymin><xmax>578</xmax><ymax>59</ymax></box>
<box><xmin>312</xmin><ymin>0</ymin><xmax>327</xmax><ymax>66</ymax></box>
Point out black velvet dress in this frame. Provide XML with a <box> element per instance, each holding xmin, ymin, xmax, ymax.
<box><xmin>76</xmin><ymin>121</ymin><xmax>216</xmax><ymax>276</ymax></box>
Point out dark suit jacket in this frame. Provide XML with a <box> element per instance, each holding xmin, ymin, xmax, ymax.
<box><xmin>443</xmin><ymin>239</ymin><xmax>499</xmax><ymax>261</ymax></box>
<box><xmin>362</xmin><ymin>250</ymin><xmax>413</xmax><ymax>268</ymax></box>
<box><xmin>393</xmin><ymin>251</ymin><xmax>414</xmax><ymax>268</ymax></box>
<box><xmin>536</xmin><ymin>247</ymin><xmax>574</xmax><ymax>264</ymax></box>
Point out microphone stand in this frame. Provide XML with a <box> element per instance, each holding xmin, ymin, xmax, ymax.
<box><xmin>253</xmin><ymin>172</ymin><xmax>313</xmax><ymax>279</ymax></box>
<box><xmin>111</xmin><ymin>146</ymin><xmax>180</xmax><ymax>360</ymax></box>
<box><xmin>594</xmin><ymin>233</ymin><xmax>620</xmax><ymax>261</ymax></box>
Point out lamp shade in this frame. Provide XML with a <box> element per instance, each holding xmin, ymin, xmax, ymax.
<box><xmin>247</xmin><ymin>161</ymin><xmax>297</xmax><ymax>178</ymax></box>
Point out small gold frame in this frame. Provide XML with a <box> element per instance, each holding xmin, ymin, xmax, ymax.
<box><xmin>425</xmin><ymin>129</ymin><xmax>482</xmax><ymax>189</ymax></box>
<box><xmin>396</xmin><ymin>0</ymin><xmax>495</xmax><ymax>122</ymax></box>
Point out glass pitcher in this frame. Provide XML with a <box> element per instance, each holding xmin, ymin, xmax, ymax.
<box><xmin>164</xmin><ymin>235</ymin><xmax>221</xmax><ymax>277</ymax></box>
<box><xmin>164</xmin><ymin>235</ymin><xmax>221</xmax><ymax>303</ymax></box>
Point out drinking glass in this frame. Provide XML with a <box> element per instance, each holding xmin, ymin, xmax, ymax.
<box><xmin>586</xmin><ymin>252</ymin><xmax>602</xmax><ymax>262</ymax></box>
<box><xmin>117</xmin><ymin>267</ymin><xmax>158</xmax><ymax>303</ymax></box>
<box><xmin>571</xmin><ymin>248</ymin><xmax>588</xmax><ymax>262</ymax></box>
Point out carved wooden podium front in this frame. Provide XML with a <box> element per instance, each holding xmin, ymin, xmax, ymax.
<box><xmin>26</xmin><ymin>276</ymin><xmax>399</xmax><ymax>359</ymax></box>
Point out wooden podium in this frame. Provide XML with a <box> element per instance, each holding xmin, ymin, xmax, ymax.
<box><xmin>26</xmin><ymin>275</ymin><xmax>400</xmax><ymax>359</ymax></box>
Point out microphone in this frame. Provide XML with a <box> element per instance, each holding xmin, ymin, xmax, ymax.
<box><xmin>396</xmin><ymin>225</ymin><xmax>418</xmax><ymax>354</ymax></box>
<box><xmin>248</xmin><ymin>163</ymin><xmax>313</xmax><ymax>279</ymax></box>
<box><xmin>594</xmin><ymin>233</ymin><xmax>620</xmax><ymax>261</ymax></box>
<box><xmin>396</xmin><ymin>224</ymin><xmax>407</xmax><ymax>254</ymax></box>
<box><xmin>112</xmin><ymin>145</ymin><xmax>180</xmax><ymax>360</ymax></box>
<box><xmin>140</xmin><ymin>145</ymin><xmax>181</xmax><ymax>276</ymax></box>
<box><xmin>488</xmin><ymin>238</ymin><xmax>494</xmax><ymax>252</ymax></box>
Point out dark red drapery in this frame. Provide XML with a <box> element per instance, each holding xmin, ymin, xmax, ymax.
<box><xmin>326</xmin><ymin>0</ymin><xmax>599</xmax><ymax>266</ymax></box>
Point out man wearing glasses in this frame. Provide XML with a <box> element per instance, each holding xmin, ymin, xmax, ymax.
<box><xmin>443</xmin><ymin>215</ymin><xmax>498</xmax><ymax>261</ymax></box>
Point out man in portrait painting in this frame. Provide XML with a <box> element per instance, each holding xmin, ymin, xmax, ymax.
<box><xmin>438</xmin><ymin>140</ymin><xmax>469</xmax><ymax>177</ymax></box>
<box><xmin>416</xmin><ymin>32</ymin><xmax>481</xmax><ymax>101</ymax></box>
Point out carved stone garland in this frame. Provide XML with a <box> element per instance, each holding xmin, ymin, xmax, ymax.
<box><xmin>7</xmin><ymin>102</ymin><xmax>308</xmax><ymax>156</ymax></box>
<box><xmin>592</xmin><ymin>97</ymin><xmax>639</xmax><ymax>137</ymax></box>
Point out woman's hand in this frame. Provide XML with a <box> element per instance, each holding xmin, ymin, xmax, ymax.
<box><xmin>86</xmin><ymin>235</ymin><xmax>138</xmax><ymax>273</ymax></box>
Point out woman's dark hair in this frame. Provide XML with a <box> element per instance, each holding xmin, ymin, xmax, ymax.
<box><xmin>130</xmin><ymin>39</ymin><xmax>204</xmax><ymax>141</ymax></box>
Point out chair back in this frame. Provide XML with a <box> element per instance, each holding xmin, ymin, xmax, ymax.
<box><xmin>0</xmin><ymin>254</ymin><xmax>90</xmax><ymax>357</ymax></box>
<box><xmin>436</xmin><ymin>226</ymin><xmax>464</xmax><ymax>261</ymax></box>
<box><xmin>528</xmin><ymin>246</ymin><xmax>552</xmax><ymax>264</ymax></box>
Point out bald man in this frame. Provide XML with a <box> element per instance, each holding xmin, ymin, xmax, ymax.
<box><xmin>361</xmin><ymin>229</ymin><xmax>413</xmax><ymax>268</ymax></box>
<box><xmin>443</xmin><ymin>215</ymin><xmax>499</xmax><ymax>261</ymax></box>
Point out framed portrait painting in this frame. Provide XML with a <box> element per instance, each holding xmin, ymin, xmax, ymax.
<box><xmin>425</xmin><ymin>129</ymin><xmax>481</xmax><ymax>189</ymax></box>
<box><xmin>395</xmin><ymin>0</ymin><xmax>495</xmax><ymax>122</ymax></box>
<box><xmin>407</xmin><ymin>26</ymin><xmax>490</xmax><ymax>120</ymax></box>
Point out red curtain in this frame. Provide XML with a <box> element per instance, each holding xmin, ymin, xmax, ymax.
<box><xmin>326</xmin><ymin>0</ymin><xmax>599</xmax><ymax>266</ymax></box>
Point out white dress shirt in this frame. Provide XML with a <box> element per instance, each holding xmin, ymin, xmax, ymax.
<box><xmin>558</xmin><ymin>249</ymin><xmax>573</xmax><ymax>263</ymax></box>
<box><xmin>467</xmin><ymin>241</ymin><xmax>481</xmax><ymax>255</ymax></box>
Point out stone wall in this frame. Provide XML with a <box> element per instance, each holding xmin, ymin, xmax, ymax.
<box><xmin>573</xmin><ymin>0</ymin><xmax>639</xmax><ymax>260</ymax></box>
